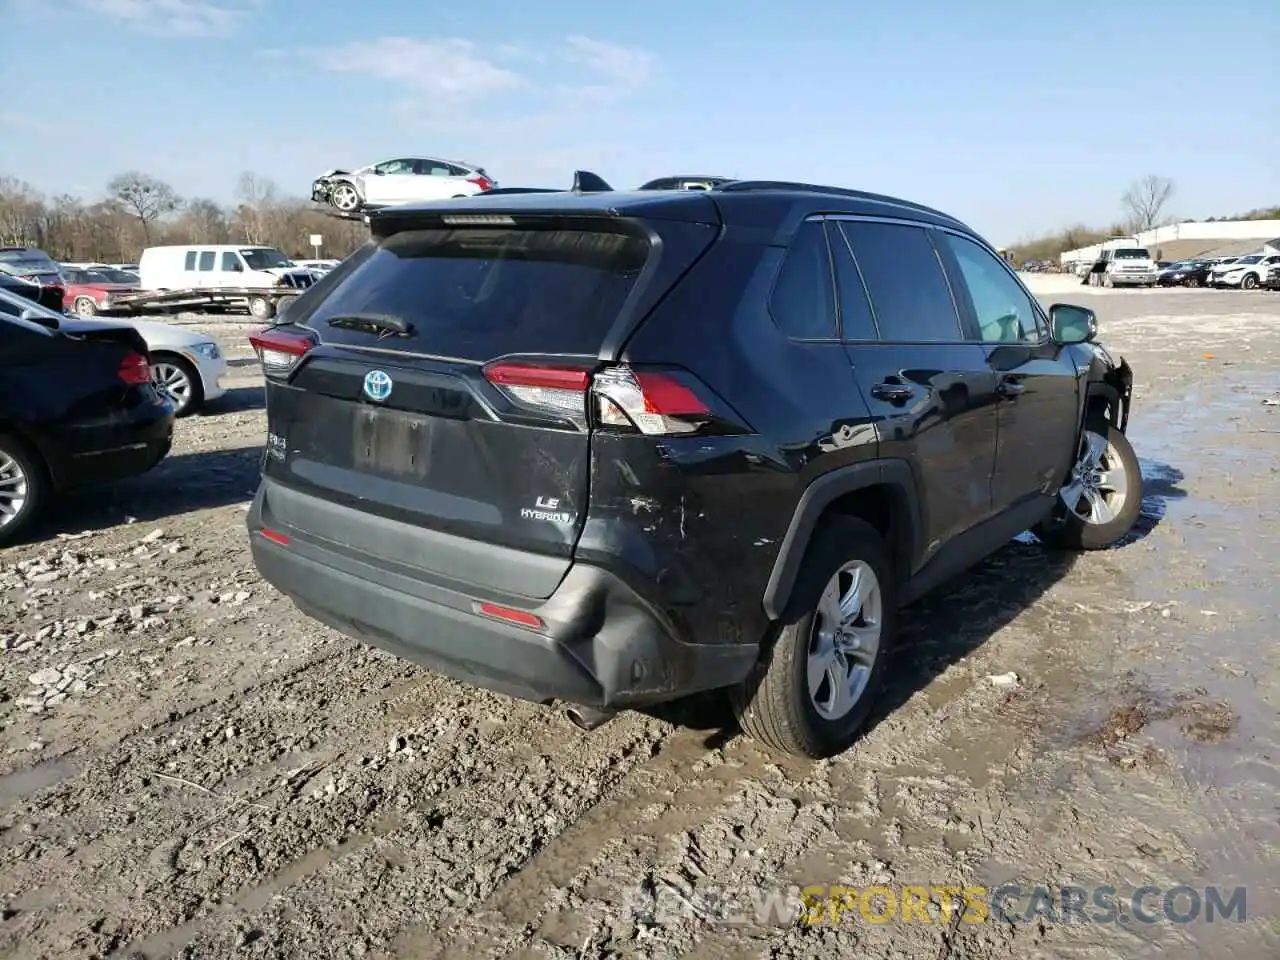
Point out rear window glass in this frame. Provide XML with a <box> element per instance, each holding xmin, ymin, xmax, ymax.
<box><xmin>304</xmin><ymin>227</ymin><xmax>650</xmax><ymax>360</ymax></box>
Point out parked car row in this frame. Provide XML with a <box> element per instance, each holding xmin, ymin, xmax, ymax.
<box><xmin>0</xmin><ymin>262</ymin><xmax>227</xmax><ymax>416</ymax></box>
<box><xmin>1156</xmin><ymin>253</ymin><xmax>1280</xmax><ymax>289</ymax></box>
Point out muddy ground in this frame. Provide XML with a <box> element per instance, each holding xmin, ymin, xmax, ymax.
<box><xmin>1</xmin><ymin>285</ymin><xmax>1277</xmax><ymax>960</ymax></box>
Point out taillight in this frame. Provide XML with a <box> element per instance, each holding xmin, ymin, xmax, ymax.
<box><xmin>468</xmin><ymin>175</ymin><xmax>493</xmax><ymax>191</ymax></box>
<box><xmin>117</xmin><ymin>352</ymin><xmax>152</xmax><ymax>385</ymax></box>
<box><xmin>483</xmin><ymin>361</ymin><xmax>591</xmax><ymax>417</ymax></box>
<box><xmin>248</xmin><ymin>327</ymin><xmax>315</xmax><ymax>378</ymax></box>
<box><xmin>591</xmin><ymin>365</ymin><xmax>713</xmax><ymax>436</ymax></box>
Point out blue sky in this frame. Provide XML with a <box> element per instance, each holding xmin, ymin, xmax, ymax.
<box><xmin>1</xmin><ymin>0</ymin><xmax>1277</xmax><ymax>244</ymax></box>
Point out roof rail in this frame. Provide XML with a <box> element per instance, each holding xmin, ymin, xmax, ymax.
<box><xmin>572</xmin><ymin>170</ymin><xmax>614</xmax><ymax>193</ymax></box>
<box><xmin>713</xmin><ymin>180</ymin><xmax>961</xmax><ymax>224</ymax></box>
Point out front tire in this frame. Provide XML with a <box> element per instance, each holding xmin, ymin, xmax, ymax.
<box><xmin>330</xmin><ymin>182</ymin><xmax>361</xmax><ymax>213</ymax></box>
<box><xmin>0</xmin><ymin>432</ymin><xmax>48</xmax><ymax>546</ymax></box>
<box><xmin>731</xmin><ymin>517</ymin><xmax>895</xmax><ymax>759</ymax></box>
<box><xmin>1241</xmin><ymin>273</ymin><xmax>1259</xmax><ymax>290</ymax></box>
<box><xmin>73</xmin><ymin>296</ymin><xmax>98</xmax><ymax>317</ymax></box>
<box><xmin>1035</xmin><ymin>420</ymin><xmax>1143</xmax><ymax>550</ymax></box>
<box><xmin>151</xmin><ymin>354</ymin><xmax>203</xmax><ymax>416</ymax></box>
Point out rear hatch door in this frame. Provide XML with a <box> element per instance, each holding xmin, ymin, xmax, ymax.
<box><xmin>260</xmin><ymin>203</ymin><xmax>718</xmax><ymax>599</ymax></box>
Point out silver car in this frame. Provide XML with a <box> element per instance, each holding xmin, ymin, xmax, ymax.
<box><xmin>311</xmin><ymin>157</ymin><xmax>496</xmax><ymax>215</ymax></box>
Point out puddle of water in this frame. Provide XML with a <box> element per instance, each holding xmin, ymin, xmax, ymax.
<box><xmin>0</xmin><ymin>757</ymin><xmax>79</xmax><ymax>808</ymax></box>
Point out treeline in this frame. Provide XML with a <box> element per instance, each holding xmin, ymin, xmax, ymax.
<box><xmin>0</xmin><ymin>171</ymin><xmax>370</xmax><ymax>263</ymax></box>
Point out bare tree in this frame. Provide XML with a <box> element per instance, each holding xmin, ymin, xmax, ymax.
<box><xmin>235</xmin><ymin>171</ymin><xmax>278</xmax><ymax>244</ymax></box>
<box><xmin>0</xmin><ymin>169</ymin><xmax>368</xmax><ymax>261</ymax></box>
<box><xmin>1121</xmin><ymin>175</ymin><xmax>1175</xmax><ymax>233</ymax></box>
<box><xmin>106</xmin><ymin>171</ymin><xmax>181</xmax><ymax>244</ymax></box>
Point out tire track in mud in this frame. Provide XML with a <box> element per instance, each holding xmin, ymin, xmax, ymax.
<box><xmin>127</xmin><ymin>711</ymin><xmax>677</xmax><ymax>958</ymax></box>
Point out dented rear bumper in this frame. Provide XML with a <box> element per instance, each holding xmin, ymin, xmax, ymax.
<box><xmin>246</xmin><ymin>480</ymin><xmax>757</xmax><ymax>709</ymax></box>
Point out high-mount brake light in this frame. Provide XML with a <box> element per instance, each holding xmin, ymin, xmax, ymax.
<box><xmin>483</xmin><ymin>361</ymin><xmax>590</xmax><ymax>418</ymax></box>
<box><xmin>249</xmin><ymin>327</ymin><xmax>314</xmax><ymax>377</ymax></box>
<box><xmin>442</xmin><ymin>213</ymin><xmax>515</xmax><ymax>225</ymax></box>
<box><xmin>592</xmin><ymin>366</ymin><xmax>712</xmax><ymax>436</ymax></box>
<box><xmin>117</xmin><ymin>351</ymin><xmax>152</xmax><ymax>385</ymax></box>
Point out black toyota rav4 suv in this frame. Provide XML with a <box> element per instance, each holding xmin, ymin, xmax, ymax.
<box><xmin>247</xmin><ymin>175</ymin><xmax>1141</xmax><ymax>759</ymax></box>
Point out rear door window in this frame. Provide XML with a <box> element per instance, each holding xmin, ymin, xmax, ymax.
<box><xmin>198</xmin><ymin>252</ymin><xmax>215</xmax><ymax>271</ymax></box>
<box><xmin>827</xmin><ymin>224</ymin><xmax>880</xmax><ymax>341</ymax></box>
<box><xmin>301</xmin><ymin>226</ymin><xmax>650</xmax><ymax>360</ymax></box>
<box><xmin>838</xmin><ymin>221</ymin><xmax>963</xmax><ymax>342</ymax></box>
<box><xmin>184</xmin><ymin>251</ymin><xmax>197</xmax><ymax>270</ymax></box>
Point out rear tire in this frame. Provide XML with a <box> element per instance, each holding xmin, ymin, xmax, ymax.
<box><xmin>248</xmin><ymin>296</ymin><xmax>275</xmax><ymax>321</ymax></box>
<box><xmin>0</xmin><ymin>432</ymin><xmax>49</xmax><ymax>547</ymax></box>
<box><xmin>1035</xmin><ymin>420</ymin><xmax>1142</xmax><ymax>550</ymax></box>
<box><xmin>730</xmin><ymin>517</ymin><xmax>895</xmax><ymax>759</ymax></box>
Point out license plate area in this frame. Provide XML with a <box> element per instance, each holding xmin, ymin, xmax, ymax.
<box><xmin>352</xmin><ymin>405</ymin><xmax>433</xmax><ymax>480</ymax></box>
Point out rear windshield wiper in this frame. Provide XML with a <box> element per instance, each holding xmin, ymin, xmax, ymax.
<box><xmin>325</xmin><ymin>313</ymin><xmax>415</xmax><ymax>337</ymax></box>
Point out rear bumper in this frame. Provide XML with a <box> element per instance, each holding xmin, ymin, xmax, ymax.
<box><xmin>46</xmin><ymin>394</ymin><xmax>174</xmax><ymax>489</ymax></box>
<box><xmin>246</xmin><ymin>484</ymin><xmax>758</xmax><ymax>709</ymax></box>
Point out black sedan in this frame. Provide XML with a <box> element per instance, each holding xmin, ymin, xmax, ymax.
<box><xmin>1155</xmin><ymin>260</ymin><xmax>1213</xmax><ymax>287</ymax></box>
<box><xmin>0</xmin><ymin>288</ymin><xmax>175</xmax><ymax>545</ymax></box>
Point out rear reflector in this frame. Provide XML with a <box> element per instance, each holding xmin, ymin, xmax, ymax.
<box><xmin>259</xmin><ymin>528</ymin><xmax>290</xmax><ymax>546</ymax></box>
<box><xmin>483</xmin><ymin>360</ymin><xmax>590</xmax><ymax>418</ymax></box>
<box><xmin>592</xmin><ymin>365</ymin><xmax>712</xmax><ymax>435</ymax></box>
<box><xmin>117</xmin><ymin>352</ymin><xmax>152</xmax><ymax>385</ymax></box>
<box><xmin>249</xmin><ymin>327</ymin><xmax>314</xmax><ymax>378</ymax></box>
<box><xmin>477</xmin><ymin>602</ymin><xmax>544</xmax><ymax>630</ymax></box>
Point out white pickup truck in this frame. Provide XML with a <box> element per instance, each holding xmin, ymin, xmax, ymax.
<box><xmin>1083</xmin><ymin>239</ymin><xmax>1158</xmax><ymax>287</ymax></box>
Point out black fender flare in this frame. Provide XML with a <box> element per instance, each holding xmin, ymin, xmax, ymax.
<box><xmin>1083</xmin><ymin>358</ymin><xmax>1133</xmax><ymax>433</ymax></box>
<box><xmin>761</xmin><ymin>459</ymin><xmax>921</xmax><ymax>620</ymax></box>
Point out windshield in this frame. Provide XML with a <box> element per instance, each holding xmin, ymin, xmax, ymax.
<box><xmin>94</xmin><ymin>268</ymin><xmax>138</xmax><ymax>283</ymax></box>
<box><xmin>240</xmin><ymin>248</ymin><xmax>294</xmax><ymax>270</ymax></box>
<box><xmin>1113</xmin><ymin>249</ymin><xmax>1150</xmax><ymax>259</ymax></box>
<box><xmin>1234</xmin><ymin>255</ymin><xmax>1261</xmax><ymax>265</ymax></box>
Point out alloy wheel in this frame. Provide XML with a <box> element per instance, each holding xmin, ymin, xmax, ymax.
<box><xmin>0</xmin><ymin>449</ymin><xmax>29</xmax><ymax>531</ymax></box>
<box><xmin>332</xmin><ymin>184</ymin><xmax>359</xmax><ymax>211</ymax></box>
<box><xmin>152</xmin><ymin>361</ymin><xmax>193</xmax><ymax>412</ymax></box>
<box><xmin>1059</xmin><ymin>430</ymin><xmax>1130</xmax><ymax>525</ymax></box>
<box><xmin>808</xmin><ymin>560</ymin><xmax>883</xmax><ymax>720</ymax></box>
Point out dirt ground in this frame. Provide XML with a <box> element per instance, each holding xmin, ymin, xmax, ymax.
<box><xmin>2</xmin><ymin>284</ymin><xmax>1278</xmax><ymax>960</ymax></box>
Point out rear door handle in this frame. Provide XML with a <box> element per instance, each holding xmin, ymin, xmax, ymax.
<box><xmin>870</xmin><ymin>382</ymin><xmax>914</xmax><ymax>404</ymax></box>
<box><xmin>997</xmin><ymin>379</ymin><xmax>1025</xmax><ymax>398</ymax></box>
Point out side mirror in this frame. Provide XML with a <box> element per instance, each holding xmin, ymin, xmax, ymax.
<box><xmin>372</xmin><ymin>168</ymin><xmax>385</xmax><ymax>176</ymax></box>
<box><xmin>1048</xmin><ymin>303</ymin><xmax>1097</xmax><ymax>344</ymax></box>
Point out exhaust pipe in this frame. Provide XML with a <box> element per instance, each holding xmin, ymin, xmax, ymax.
<box><xmin>564</xmin><ymin>704</ymin><xmax>617</xmax><ymax>732</ymax></box>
